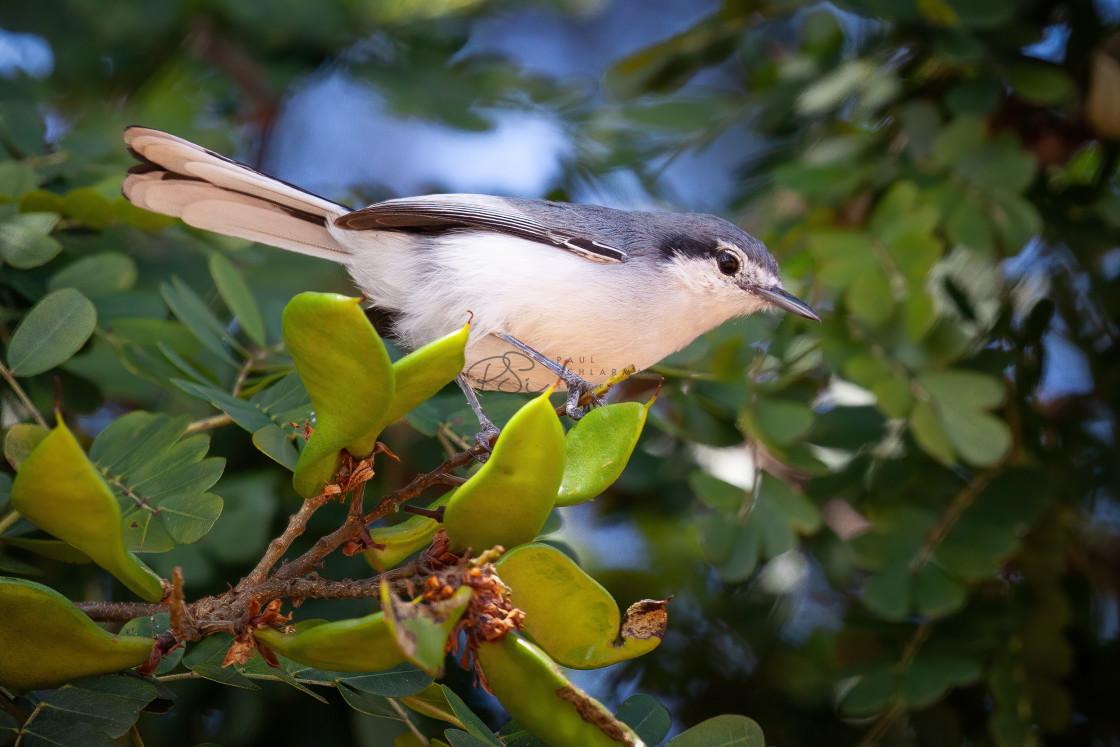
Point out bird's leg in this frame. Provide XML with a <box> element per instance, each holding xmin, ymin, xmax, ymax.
<box><xmin>496</xmin><ymin>333</ymin><xmax>604</xmax><ymax>420</ymax></box>
<box><xmin>456</xmin><ymin>375</ymin><xmax>500</xmax><ymax>460</ymax></box>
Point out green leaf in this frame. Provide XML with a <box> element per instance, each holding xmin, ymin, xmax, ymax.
<box><xmin>6</xmin><ymin>288</ymin><xmax>97</xmax><ymax>376</ymax></box>
<box><xmin>919</xmin><ymin>370</ymin><xmax>1004</xmax><ymax>410</ymax></box>
<box><xmin>252</xmin><ymin>425</ymin><xmax>300</xmax><ymax>470</ymax></box>
<box><xmin>442</xmin><ymin>685</ymin><xmax>500</xmax><ymax>745</ymax></box>
<box><xmin>1007</xmin><ymin>63</ymin><xmax>1075</xmax><ymax>106</ymax></box>
<box><xmin>616</xmin><ymin>694</ymin><xmax>672</xmax><ymax>746</ymax></box>
<box><xmin>807</xmin><ymin>230</ymin><xmax>876</xmax><ymax>286</ymax></box>
<box><xmin>337</xmin><ymin>664</ymin><xmax>433</xmax><ymax>698</ymax></box>
<box><xmin>445</xmin><ymin>732</ymin><xmax>498</xmax><ymax>747</ymax></box>
<box><xmin>989</xmin><ymin>189</ymin><xmax>1041</xmax><ymax>250</ymax></box>
<box><xmin>862</xmin><ymin>563</ymin><xmax>910</xmax><ymax>620</ymax></box>
<box><xmin>917</xmin><ymin>370</ymin><xmax>1011</xmax><ymax>465</ymax></box>
<box><xmin>283</xmin><ymin>293</ymin><xmax>395</xmax><ymax>498</ymax></box>
<box><xmin>667</xmin><ymin>714</ymin><xmax>766</xmax><ymax>747</ymax></box>
<box><xmin>88</xmin><ymin>411</ymin><xmax>225</xmax><ymax>549</ymax></box>
<box><xmin>1</xmin><ymin>537</ymin><xmax>92</xmax><ymax>563</ymax></box>
<box><xmin>690</xmin><ymin>471</ymin><xmax>744</xmax><ymax>513</ymax></box>
<box><xmin>157</xmin><ymin>492</ymin><xmax>223</xmax><ymax>543</ymax></box>
<box><xmin>751</xmin><ymin>397</ymin><xmax>815</xmax><ymax>445</ymax></box>
<box><xmin>9</xmin><ymin>421</ymin><xmax>164</xmax><ymax>600</ymax></box>
<box><xmin>956</xmin><ymin>137</ymin><xmax>1036</xmax><ymax>193</ymax></box>
<box><xmin>938</xmin><ymin>407</ymin><xmax>1012</xmax><ymax>466</ymax></box>
<box><xmin>209</xmin><ymin>253</ymin><xmax>266</xmax><ymax>346</ymax></box>
<box><xmin>902</xmin><ymin>654</ymin><xmax>982</xmax><ymax>707</ymax></box>
<box><xmin>910</xmin><ymin>399</ymin><xmax>955</xmax><ymax>464</ymax></box>
<box><xmin>336</xmin><ymin>681</ymin><xmax>398</xmax><ymax>718</ymax></box>
<box><xmin>49</xmin><ymin>252</ymin><xmax>138</xmax><ymax>298</ymax></box>
<box><xmin>0</xmin><ymin>161</ymin><xmax>36</xmax><ymax>198</ymax></box>
<box><xmin>841</xmin><ymin>665</ymin><xmax>896</xmax><ymax>715</ymax></box>
<box><xmin>26</xmin><ymin>674</ymin><xmax>157</xmax><ymax>741</ymax></box>
<box><xmin>913</xmin><ymin>563</ymin><xmax>967</xmax><ymax>617</ymax></box>
<box><xmin>160</xmin><ymin>277</ymin><xmax>241</xmax><ymax>365</ymax></box>
<box><xmin>945</xmin><ymin>198</ymin><xmax>994</xmax><ymax>252</ymax></box>
<box><xmin>933</xmin><ymin>116</ymin><xmax>985</xmax><ymax>166</ymax></box>
<box><xmin>0</xmin><ymin>578</ymin><xmax>154</xmax><ymax>690</ymax></box>
<box><xmin>0</xmin><ymin>211</ymin><xmax>62</xmax><ymax>268</ymax></box>
<box><xmin>63</xmin><ymin>187</ymin><xmax>115</xmax><ymax>230</ymax></box>
<box><xmin>846</xmin><ymin>266</ymin><xmax>894</xmax><ymax>326</ymax></box>
<box><xmin>557</xmin><ymin>400</ymin><xmax>651</xmax><ymax>506</ymax></box>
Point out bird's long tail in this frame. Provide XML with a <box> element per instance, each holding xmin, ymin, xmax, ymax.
<box><xmin>122</xmin><ymin>127</ymin><xmax>350</xmax><ymax>263</ymax></box>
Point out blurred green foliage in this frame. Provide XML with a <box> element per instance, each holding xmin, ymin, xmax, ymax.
<box><xmin>2</xmin><ymin>0</ymin><xmax>1119</xmax><ymax>745</ymax></box>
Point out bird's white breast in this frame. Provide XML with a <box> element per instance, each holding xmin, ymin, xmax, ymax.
<box><xmin>333</xmin><ymin>229</ymin><xmax>752</xmax><ymax>391</ymax></box>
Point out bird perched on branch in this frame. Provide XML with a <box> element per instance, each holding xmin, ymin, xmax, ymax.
<box><xmin>122</xmin><ymin>127</ymin><xmax>818</xmax><ymax>428</ymax></box>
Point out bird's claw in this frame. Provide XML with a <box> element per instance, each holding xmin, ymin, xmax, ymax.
<box><xmin>562</xmin><ymin>373</ymin><xmax>603</xmax><ymax>421</ymax></box>
<box><xmin>472</xmin><ymin>423</ymin><xmax>501</xmax><ymax>462</ymax></box>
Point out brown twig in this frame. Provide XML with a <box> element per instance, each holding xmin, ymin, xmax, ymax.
<box><xmin>74</xmin><ymin>369</ymin><xmax>640</xmax><ymax>660</ymax></box>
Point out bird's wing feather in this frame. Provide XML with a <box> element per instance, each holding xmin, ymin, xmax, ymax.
<box><xmin>334</xmin><ymin>194</ymin><xmax>628</xmax><ymax>263</ymax></box>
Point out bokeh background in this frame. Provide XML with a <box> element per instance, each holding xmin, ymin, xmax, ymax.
<box><xmin>2</xmin><ymin>0</ymin><xmax>1120</xmax><ymax>745</ymax></box>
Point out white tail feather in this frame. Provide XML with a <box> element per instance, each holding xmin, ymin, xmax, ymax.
<box><xmin>122</xmin><ymin>127</ymin><xmax>350</xmax><ymax>263</ymax></box>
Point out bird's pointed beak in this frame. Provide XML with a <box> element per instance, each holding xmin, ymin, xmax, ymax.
<box><xmin>756</xmin><ymin>286</ymin><xmax>821</xmax><ymax>322</ymax></box>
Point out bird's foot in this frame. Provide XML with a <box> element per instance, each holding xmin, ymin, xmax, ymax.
<box><xmin>561</xmin><ymin>370</ymin><xmax>605</xmax><ymax>421</ymax></box>
<box><xmin>471</xmin><ymin>422</ymin><xmax>501</xmax><ymax>463</ymax></box>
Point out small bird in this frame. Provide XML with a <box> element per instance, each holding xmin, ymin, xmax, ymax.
<box><xmin>122</xmin><ymin>127</ymin><xmax>818</xmax><ymax>424</ymax></box>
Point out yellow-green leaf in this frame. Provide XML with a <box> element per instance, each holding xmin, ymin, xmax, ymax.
<box><xmin>384</xmin><ymin>323</ymin><xmax>469</xmax><ymax>426</ymax></box>
<box><xmin>475</xmin><ymin>635</ymin><xmax>641</xmax><ymax>747</ymax></box>
<box><xmin>253</xmin><ymin>614</ymin><xmax>406</xmax><ymax>673</ymax></box>
<box><xmin>9</xmin><ymin>421</ymin><xmax>164</xmax><ymax>601</ymax></box>
<box><xmin>556</xmin><ymin>400</ymin><xmax>651</xmax><ymax>507</ymax></box>
<box><xmin>443</xmin><ymin>390</ymin><xmax>565</xmax><ymax>553</ymax></box>
<box><xmin>496</xmin><ymin>543</ymin><xmax>665</xmax><ymax>668</ymax></box>
<box><xmin>365</xmin><ymin>491</ymin><xmax>454</xmax><ymax>570</ymax></box>
<box><xmin>282</xmin><ymin>293</ymin><xmax>395</xmax><ymax>498</ymax></box>
<box><xmin>0</xmin><ymin>577</ymin><xmax>153</xmax><ymax>690</ymax></box>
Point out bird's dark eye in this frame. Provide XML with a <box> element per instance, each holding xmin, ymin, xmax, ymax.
<box><xmin>717</xmin><ymin>250</ymin><xmax>740</xmax><ymax>276</ymax></box>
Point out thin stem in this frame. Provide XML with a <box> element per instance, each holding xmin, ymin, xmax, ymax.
<box><xmin>0</xmin><ymin>510</ymin><xmax>22</xmax><ymax>536</ymax></box>
<box><xmin>237</xmin><ymin>492</ymin><xmax>333</xmax><ymax>591</ymax></box>
<box><xmin>388</xmin><ymin>698</ymin><xmax>429</xmax><ymax>745</ymax></box>
<box><xmin>0</xmin><ymin>363</ymin><xmax>49</xmax><ymax>429</ymax></box>
<box><xmin>185</xmin><ymin>413</ymin><xmax>234</xmax><ymax>434</ymax></box>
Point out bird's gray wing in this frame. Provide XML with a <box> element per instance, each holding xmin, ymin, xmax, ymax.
<box><xmin>333</xmin><ymin>194</ymin><xmax>628</xmax><ymax>263</ymax></box>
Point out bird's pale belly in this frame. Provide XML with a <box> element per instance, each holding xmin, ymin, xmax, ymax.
<box><xmin>460</xmin><ymin>335</ymin><xmax>634</xmax><ymax>392</ymax></box>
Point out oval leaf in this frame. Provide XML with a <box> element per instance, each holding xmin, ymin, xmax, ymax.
<box><xmin>48</xmin><ymin>251</ymin><xmax>138</xmax><ymax>299</ymax></box>
<box><xmin>666</xmin><ymin>715</ymin><xmax>766</xmax><ymax>747</ymax></box>
<box><xmin>556</xmin><ymin>400</ymin><xmax>650</xmax><ymax>507</ymax></box>
<box><xmin>6</xmin><ymin>288</ymin><xmax>97</xmax><ymax>376</ymax></box>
